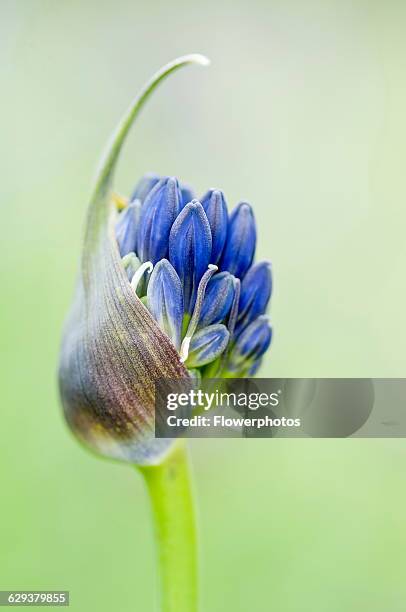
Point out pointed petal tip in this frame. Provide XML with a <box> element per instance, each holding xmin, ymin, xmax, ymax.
<box><xmin>186</xmin><ymin>199</ymin><xmax>203</xmax><ymax>211</ymax></box>
<box><xmin>236</xmin><ymin>201</ymin><xmax>254</xmax><ymax>214</ymax></box>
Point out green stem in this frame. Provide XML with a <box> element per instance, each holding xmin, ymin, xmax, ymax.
<box><xmin>140</xmin><ymin>442</ymin><xmax>198</xmax><ymax>612</ymax></box>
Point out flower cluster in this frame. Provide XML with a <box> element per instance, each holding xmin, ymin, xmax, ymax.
<box><xmin>115</xmin><ymin>174</ymin><xmax>272</xmax><ymax>378</ymax></box>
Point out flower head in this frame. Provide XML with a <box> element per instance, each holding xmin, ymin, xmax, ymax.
<box><xmin>116</xmin><ymin>173</ymin><xmax>272</xmax><ymax>378</ymax></box>
<box><xmin>58</xmin><ymin>55</ymin><xmax>272</xmax><ymax>467</ymax></box>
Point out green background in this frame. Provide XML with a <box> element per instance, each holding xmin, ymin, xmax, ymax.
<box><xmin>1</xmin><ymin>1</ymin><xmax>406</xmax><ymax>610</ymax></box>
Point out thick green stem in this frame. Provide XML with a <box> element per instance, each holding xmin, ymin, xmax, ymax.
<box><xmin>140</xmin><ymin>442</ymin><xmax>198</xmax><ymax>612</ymax></box>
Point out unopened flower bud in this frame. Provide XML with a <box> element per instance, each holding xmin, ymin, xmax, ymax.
<box><xmin>137</xmin><ymin>177</ymin><xmax>182</xmax><ymax>264</ymax></box>
<box><xmin>200</xmin><ymin>189</ymin><xmax>228</xmax><ymax>264</ymax></box>
<box><xmin>236</xmin><ymin>261</ymin><xmax>272</xmax><ymax>335</ymax></box>
<box><xmin>169</xmin><ymin>200</ymin><xmax>212</xmax><ymax>313</ymax></box>
<box><xmin>186</xmin><ymin>324</ymin><xmax>230</xmax><ymax>368</ymax></box>
<box><xmin>147</xmin><ymin>259</ymin><xmax>184</xmax><ymax>350</ymax></box>
<box><xmin>220</xmin><ymin>202</ymin><xmax>256</xmax><ymax>278</ymax></box>
<box><xmin>198</xmin><ymin>272</ymin><xmax>235</xmax><ymax>329</ymax></box>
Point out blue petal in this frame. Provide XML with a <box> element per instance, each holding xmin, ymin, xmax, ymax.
<box><xmin>186</xmin><ymin>324</ymin><xmax>230</xmax><ymax>368</ymax></box>
<box><xmin>147</xmin><ymin>259</ymin><xmax>184</xmax><ymax>350</ymax></box>
<box><xmin>235</xmin><ymin>261</ymin><xmax>272</xmax><ymax>335</ymax></box>
<box><xmin>248</xmin><ymin>358</ymin><xmax>262</xmax><ymax>376</ymax></box>
<box><xmin>228</xmin><ymin>315</ymin><xmax>272</xmax><ymax>370</ymax></box>
<box><xmin>198</xmin><ymin>272</ymin><xmax>235</xmax><ymax>329</ymax></box>
<box><xmin>200</xmin><ymin>189</ymin><xmax>228</xmax><ymax>264</ymax></box>
<box><xmin>130</xmin><ymin>173</ymin><xmax>161</xmax><ymax>203</ymax></box>
<box><xmin>180</xmin><ymin>184</ymin><xmax>195</xmax><ymax>207</ymax></box>
<box><xmin>115</xmin><ymin>201</ymin><xmax>141</xmax><ymax>257</ymax></box>
<box><xmin>220</xmin><ymin>202</ymin><xmax>256</xmax><ymax>278</ymax></box>
<box><xmin>137</xmin><ymin>177</ymin><xmax>182</xmax><ymax>264</ymax></box>
<box><xmin>169</xmin><ymin>200</ymin><xmax>212</xmax><ymax>313</ymax></box>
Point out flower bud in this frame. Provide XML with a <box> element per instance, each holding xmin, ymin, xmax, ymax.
<box><xmin>248</xmin><ymin>358</ymin><xmax>262</xmax><ymax>376</ymax></box>
<box><xmin>198</xmin><ymin>272</ymin><xmax>235</xmax><ymax>329</ymax></box>
<box><xmin>130</xmin><ymin>173</ymin><xmax>161</xmax><ymax>203</ymax></box>
<box><xmin>147</xmin><ymin>259</ymin><xmax>184</xmax><ymax>350</ymax></box>
<box><xmin>115</xmin><ymin>200</ymin><xmax>141</xmax><ymax>257</ymax></box>
<box><xmin>227</xmin><ymin>315</ymin><xmax>272</xmax><ymax>373</ymax></box>
<box><xmin>180</xmin><ymin>184</ymin><xmax>195</xmax><ymax>207</ymax></box>
<box><xmin>60</xmin><ymin>55</ymin><xmax>252</xmax><ymax>467</ymax></box>
<box><xmin>200</xmin><ymin>189</ymin><xmax>228</xmax><ymax>264</ymax></box>
<box><xmin>186</xmin><ymin>324</ymin><xmax>230</xmax><ymax>368</ymax></box>
<box><xmin>236</xmin><ymin>261</ymin><xmax>272</xmax><ymax>335</ymax></box>
<box><xmin>220</xmin><ymin>202</ymin><xmax>256</xmax><ymax>278</ymax></box>
<box><xmin>137</xmin><ymin>177</ymin><xmax>182</xmax><ymax>264</ymax></box>
<box><xmin>169</xmin><ymin>200</ymin><xmax>212</xmax><ymax>313</ymax></box>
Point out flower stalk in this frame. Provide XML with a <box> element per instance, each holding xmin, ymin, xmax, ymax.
<box><xmin>140</xmin><ymin>442</ymin><xmax>198</xmax><ymax>612</ymax></box>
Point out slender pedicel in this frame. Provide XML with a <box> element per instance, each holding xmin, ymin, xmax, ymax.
<box><xmin>121</xmin><ymin>252</ymin><xmax>141</xmax><ymax>282</ymax></box>
<box><xmin>131</xmin><ymin>261</ymin><xmax>153</xmax><ymax>293</ymax></box>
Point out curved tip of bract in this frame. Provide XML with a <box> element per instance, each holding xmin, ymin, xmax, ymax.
<box><xmin>189</xmin><ymin>53</ymin><xmax>211</xmax><ymax>66</ymax></box>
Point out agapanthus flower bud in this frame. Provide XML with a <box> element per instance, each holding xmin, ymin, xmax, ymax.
<box><xmin>248</xmin><ymin>358</ymin><xmax>263</xmax><ymax>376</ymax></box>
<box><xmin>130</xmin><ymin>173</ymin><xmax>161</xmax><ymax>203</ymax></box>
<box><xmin>147</xmin><ymin>259</ymin><xmax>183</xmax><ymax>350</ymax></box>
<box><xmin>227</xmin><ymin>316</ymin><xmax>272</xmax><ymax>375</ymax></box>
<box><xmin>180</xmin><ymin>184</ymin><xmax>195</xmax><ymax>207</ymax></box>
<box><xmin>115</xmin><ymin>200</ymin><xmax>141</xmax><ymax>257</ymax></box>
<box><xmin>169</xmin><ymin>200</ymin><xmax>212</xmax><ymax>313</ymax></box>
<box><xmin>235</xmin><ymin>261</ymin><xmax>272</xmax><ymax>335</ymax></box>
<box><xmin>198</xmin><ymin>272</ymin><xmax>235</xmax><ymax>328</ymax></box>
<box><xmin>220</xmin><ymin>202</ymin><xmax>256</xmax><ymax>278</ymax></box>
<box><xmin>59</xmin><ymin>55</ymin><xmax>273</xmax><ymax>467</ymax></box>
<box><xmin>200</xmin><ymin>189</ymin><xmax>228</xmax><ymax>264</ymax></box>
<box><xmin>137</xmin><ymin>177</ymin><xmax>182</xmax><ymax>264</ymax></box>
<box><xmin>185</xmin><ymin>324</ymin><xmax>230</xmax><ymax>368</ymax></box>
<box><xmin>132</xmin><ymin>173</ymin><xmax>194</xmax><ymax>209</ymax></box>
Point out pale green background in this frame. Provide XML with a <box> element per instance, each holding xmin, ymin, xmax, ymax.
<box><xmin>1</xmin><ymin>1</ymin><xmax>406</xmax><ymax>610</ymax></box>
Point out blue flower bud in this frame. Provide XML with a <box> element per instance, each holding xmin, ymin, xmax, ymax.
<box><xmin>198</xmin><ymin>272</ymin><xmax>235</xmax><ymax>329</ymax></box>
<box><xmin>200</xmin><ymin>189</ymin><xmax>228</xmax><ymax>264</ymax></box>
<box><xmin>137</xmin><ymin>177</ymin><xmax>182</xmax><ymax>264</ymax></box>
<box><xmin>220</xmin><ymin>202</ymin><xmax>256</xmax><ymax>278</ymax></box>
<box><xmin>235</xmin><ymin>261</ymin><xmax>272</xmax><ymax>335</ymax></box>
<box><xmin>115</xmin><ymin>200</ymin><xmax>141</xmax><ymax>257</ymax></box>
<box><xmin>180</xmin><ymin>184</ymin><xmax>195</xmax><ymax>207</ymax></box>
<box><xmin>248</xmin><ymin>358</ymin><xmax>262</xmax><ymax>376</ymax></box>
<box><xmin>169</xmin><ymin>200</ymin><xmax>212</xmax><ymax>313</ymax></box>
<box><xmin>130</xmin><ymin>173</ymin><xmax>161</xmax><ymax>203</ymax></box>
<box><xmin>146</xmin><ymin>259</ymin><xmax>184</xmax><ymax>351</ymax></box>
<box><xmin>186</xmin><ymin>324</ymin><xmax>230</xmax><ymax>368</ymax></box>
<box><xmin>227</xmin><ymin>315</ymin><xmax>272</xmax><ymax>372</ymax></box>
